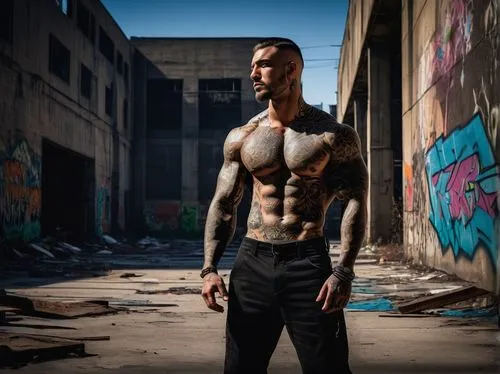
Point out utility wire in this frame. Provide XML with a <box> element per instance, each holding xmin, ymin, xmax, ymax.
<box><xmin>301</xmin><ymin>44</ymin><xmax>342</xmax><ymax>49</ymax></box>
<box><xmin>304</xmin><ymin>58</ymin><xmax>339</xmax><ymax>62</ymax></box>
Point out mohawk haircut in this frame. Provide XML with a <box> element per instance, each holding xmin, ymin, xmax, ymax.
<box><xmin>253</xmin><ymin>37</ymin><xmax>304</xmax><ymax>66</ymax></box>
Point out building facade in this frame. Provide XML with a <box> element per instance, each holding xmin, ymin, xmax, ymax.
<box><xmin>0</xmin><ymin>0</ymin><xmax>132</xmax><ymax>242</ymax></box>
<box><xmin>338</xmin><ymin>0</ymin><xmax>499</xmax><ymax>293</ymax></box>
<box><xmin>131</xmin><ymin>38</ymin><xmax>266</xmax><ymax>237</ymax></box>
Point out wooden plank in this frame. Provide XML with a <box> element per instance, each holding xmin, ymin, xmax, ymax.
<box><xmin>0</xmin><ymin>322</ymin><xmax>77</xmax><ymax>330</ymax></box>
<box><xmin>395</xmin><ymin>286</ymin><xmax>490</xmax><ymax>314</ymax></box>
<box><xmin>378</xmin><ymin>313</ymin><xmax>435</xmax><ymax>318</ymax></box>
<box><xmin>0</xmin><ymin>332</ymin><xmax>85</xmax><ymax>367</ymax></box>
<box><xmin>0</xmin><ymin>295</ymin><xmax>117</xmax><ymax>319</ymax></box>
<box><xmin>24</xmin><ymin>334</ymin><xmax>109</xmax><ymax>342</ymax></box>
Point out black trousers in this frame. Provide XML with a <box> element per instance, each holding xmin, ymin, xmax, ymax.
<box><xmin>224</xmin><ymin>237</ymin><xmax>352</xmax><ymax>374</ymax></box>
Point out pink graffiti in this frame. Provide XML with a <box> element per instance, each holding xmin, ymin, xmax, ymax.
<box><xmin>432</xmin><ymin>0</ymin><xmax>473</xmax><ymax>79</ymax></box>
<box><xmin>435</xmin><ymin>154</ymin><xmax>497</xmax><ymax>220</ymax></box>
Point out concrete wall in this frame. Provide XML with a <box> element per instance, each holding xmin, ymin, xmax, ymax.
<box><xmin>0</xmin><ymin>0</ymin><xmax>132</xmax><ymax>241</ymax></box>
<box><xmin>402</xmin><ymin>0</ymin><xmax>500</xmax><ymax>292</ymax></box>
<box><xmin>337</xmin><ymin>0</ymin><xmax>376</xmax><ymax>123</ymax></box>
<box><xmin>131</xmin><ymin>38</ymin><xmax>265</xmax><ymax>237</ymax></box>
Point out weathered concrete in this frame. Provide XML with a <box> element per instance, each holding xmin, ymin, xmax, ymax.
<box><xmin>354</xmin><ymin>97</ymin><xmax>367</xmax><ymax>162</ymax></box>
<box><xmin>367</xmin><ymin>45</ymin><xmax>393</xmax><ymax>243</ymax></box>
<box><xmin>131</xmin><ymin>38</ymin><xmax>267</xmax><ymax>236</ymax></box>
<box><xmin>402</xmin><ymin>0</ymin><xmax>500</xmax><ymax>293</ymax></box>
<box><xmin>339</xmin><ymin>0</ymin><xmax>500</xmax><ymax>293</ymax></box>
<box><xmin>337</xmin><ymin>0</ymin><xmax>376</xmax><ymax>123</ymax></box>
<box><xmin>0</xmin><ymin>0</ymin><xmax>132</xmax><ymax>241</ymax></box>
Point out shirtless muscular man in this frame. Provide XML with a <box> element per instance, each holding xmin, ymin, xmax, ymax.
<box><xmin>201</xmin><ymin>38</ymin><xmax>368</xmax><ymax>374</ymax></box>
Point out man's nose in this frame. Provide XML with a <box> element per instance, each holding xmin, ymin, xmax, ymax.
<box><xmin>250</xmin><ymin>66</ymin><xmax>260</xmax><ymax>81</ymax></box>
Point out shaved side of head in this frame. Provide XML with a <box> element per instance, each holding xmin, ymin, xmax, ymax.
<box><xmin>253</xmin><ymin>37</ymin><xmax>304</xmax><ymax>69</ymax></box>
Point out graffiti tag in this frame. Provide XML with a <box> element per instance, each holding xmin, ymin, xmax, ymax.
<box><xmin>425</xmin><ymin>113</ymin><xmax>499</xmax><ymax>268</ymax></box>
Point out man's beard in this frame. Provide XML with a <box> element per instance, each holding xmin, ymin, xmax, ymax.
<box><xmin>255</xmin><ymin>85</ymin><xmax>273</xmax><ymax>102</ymax></box>
<box><xmin>254</xmin><ymin>73</ymin><xmax>287</xmax><ymax>102</ymax></box>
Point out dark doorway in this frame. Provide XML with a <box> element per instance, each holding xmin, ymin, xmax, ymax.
<box><xmin>41</xmin><ymin>139</ymin><xmax>95</xmax><ymax>241</ymax></box>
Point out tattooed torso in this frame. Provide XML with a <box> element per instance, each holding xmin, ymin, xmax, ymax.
<box><xmin>229</xmin><ymin>104</ymin><xmax>362</xmax><ymax>242</ymax></box>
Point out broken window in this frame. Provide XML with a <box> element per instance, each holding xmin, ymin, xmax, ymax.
<box><xmin>76</xmin><ymin>0</ymin><xmax>95</xmax><ymax>44</ymax></box>
<box><xmin>105</xmin><ymin>84</ymin><xmax>113</xmax><ymax>116</ymax></box>
<box><xmin>0</xmin><ymin>0</ymin><xmax>13</xmax><ymax>44</ymax></box>
<box><xmin>99</xmin><ymin>26</ymin><xmax>114</xmax><ymax>64</ymax></box>
<box><xmin>123</xmin><ymin>99</ymin><xmax>128</xmax><ymax>129</ymax></box>
<box><xmin>147</xmin><ymin>79</ymin><xmax>183</xmax><ymax>130</ymax></box>
<box><xmin>49</xmin><ymin>34</ymin><xmax>71</xmax><ymax>84</ymax></box>
<box><xmin>116</xmin><ymin>51</ymin><xmax>123</xmax><ymax>75</ymax></box>
<box><xmin>198</xmin><ymin>79</ymin><xmax>241</xmax><ymax>129</ymax></box>
<box><xmin>80</xmin><ymin>63</ymin><xmax>92</xmax><ymax>99</ymax></box>
<box><xmin>145</xmin><ymin>144</ymin><xmax>182</xmax><ymax>199</ymax></box>
<box><xmin>55</xmin><ymin>0</ymin><xmax>72</xmax><ymax>16</ymax></box>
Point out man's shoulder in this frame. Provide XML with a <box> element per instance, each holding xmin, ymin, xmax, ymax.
<box><xmin>223</xmin><ymin>110</ymin><xmax>266</xmax><ymax>160</ymax></box>
<box><xmin>320</xmin><ymin>120</ymin><xmax>362</xmax><ymax>161</ymax></box>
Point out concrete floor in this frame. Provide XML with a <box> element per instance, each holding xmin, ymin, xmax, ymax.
<box><xmin>1</xmin><ymin>265</ymin><xmax>499</xmax><ymax>373</ymax></box>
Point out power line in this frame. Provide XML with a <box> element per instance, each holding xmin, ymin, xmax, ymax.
<box><xmin>304</xmin><ymin>58</ymin><xmax>339</xmax><ymax>62</ymax></box>
<box><xmin>301</xmin><ymin>44</ymin><xmax>342</xmax><ymax>49</ymax></box>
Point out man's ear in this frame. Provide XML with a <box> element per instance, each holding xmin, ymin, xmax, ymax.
<box><xmin>287</xmin><ymin>61</ymin><xmax>297</xmax><ymax>75</ymax></box>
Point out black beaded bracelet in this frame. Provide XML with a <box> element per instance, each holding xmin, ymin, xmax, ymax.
<box><xmin>200</xmin><ymin>266</ymin><xmax>218</xmax><ymax>279</ymax></box>
<box><xmin>332</xmin><ymin>265</ymin><xmax>355</xmax><ymax>282</ymax></box>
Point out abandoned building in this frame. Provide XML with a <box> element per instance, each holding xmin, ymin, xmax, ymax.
<box><xmin>0</xmin><ymin>0</ymin><xmax>132</xmax><ymax>242</ymax></box>
<box><xmin>0</xmin><ymin>0</ymin><xmax>345</xmax><ymax>243</ymax></box>
<box><xmin>130</xmin><ymin>37</ymin><xmax>267</xmax><ymax>237</ymax></box>
<box><xmin>338</xmin><ymin>0</ymin><xmax>499</xmax><ymax>293</ymax></box>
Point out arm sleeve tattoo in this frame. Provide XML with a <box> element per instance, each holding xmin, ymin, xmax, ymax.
<box><xmin>329</xmin><ymin>126</ymin><xmax>368</xmax><ymax>270</ymax></box>
<box><xmin>203</xmin><ymin>130</ymin><xmax>247</xmax><ymax>268</ymax></box>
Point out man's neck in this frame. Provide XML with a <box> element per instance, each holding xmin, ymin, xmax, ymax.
<box><xmin>268</xmin><ymin>93</ymin><xmax>305</xmax><ymax>127</ymax></box>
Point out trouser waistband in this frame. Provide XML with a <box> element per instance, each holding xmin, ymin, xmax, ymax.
<box><xmin>241</xmin><ymin>236</ymin><xmax>329</xmax><ymax>260</ymax></box>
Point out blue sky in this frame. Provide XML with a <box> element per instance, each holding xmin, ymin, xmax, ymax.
<box><xmin>101</xmin><ymin>0</ymin><xmax>348</xmax><ymax>108</ymax></box>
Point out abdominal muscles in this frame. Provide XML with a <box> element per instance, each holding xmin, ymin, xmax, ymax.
<box><xmin>246</xmin><ymin>172</ymin><xmax>331</xmax><ymax>242</ymax></box>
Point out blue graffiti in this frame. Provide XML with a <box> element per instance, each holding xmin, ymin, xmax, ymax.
<box><xmin>96</xmin><ymin>187</ymin><xmax>110</xmax><ymax>236</ymax></box>
<box><xmin>425</xmin><ymin>113</ymin><xmax>499</xmax><ymax>269</ymax></box>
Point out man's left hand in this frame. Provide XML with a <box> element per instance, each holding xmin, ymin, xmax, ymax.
<box><xmin>316</xmin><ymin>274</ymin><xmax>352</xmax><ymax>313</ymax></box>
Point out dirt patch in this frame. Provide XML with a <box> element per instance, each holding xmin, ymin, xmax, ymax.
<box><xmin>136</xmin><ymin>287</ymin><xmax>202</xmax><ymax>295</ymax></box>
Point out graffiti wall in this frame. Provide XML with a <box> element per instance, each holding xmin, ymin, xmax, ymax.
<box><xmin>143</xmin><ymin>200</ymin><xmax>202</xmax><ymax>237</ymax></box>
<box><xmin>96</xmin><ymin>186</ymin><xmax>110</xmax><ymax>236</ymax></box>
<box><xmin>144</xmin><ymin>200</ymin><xmax>181</xmax><ymax>235</ymax></box>
<box><xmin>403</xmin><ymin>0</ymin><xmax>499</xmax><ymax>291</ymax></box>
<box><xmin>0</xmin><ymin>136</ymin><xmax>42</xmax><ymax>242</ymax></box>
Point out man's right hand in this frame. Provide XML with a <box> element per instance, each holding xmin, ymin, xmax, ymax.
<box><xmin>201</xmin><ymin>273</ymin><xmax>229</xmax><ymax>313</ymax></box>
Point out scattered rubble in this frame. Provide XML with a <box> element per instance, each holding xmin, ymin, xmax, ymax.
<box><xmin>0</xmin><ymin>234</ymin><xmax>175</xmax><ymax>278</ymax></box>
<box><xmin>0</xmin><ymin>289</ymin><xmax>120</xmax><ymax>368</ymax></box>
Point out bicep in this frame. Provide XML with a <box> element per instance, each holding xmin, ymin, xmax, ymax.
<box><xmin>213</xmin><ymin>159</ymin><xmax>247</xmax><ymax>206</ymax></box>
<box><xmin>330</xmin><ymin>157</ymin><xmax>368</xmax><ymax>202</ymax></box>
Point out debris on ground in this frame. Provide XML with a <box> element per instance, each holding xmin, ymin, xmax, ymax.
<box><xmin>136</xmin><ymin>287</ymin><xmax>202</xmax><ymax>295</ymax></box>
<box><xmin>0</xmin><ymin>233</ymin><xmax>177</xmax><ymax>277</ymax></box>
<box><xmin>108</xmin><ymin>300</ymin><xmax>178</xmax><ymax>308</ymax></box>
<box><xmin>0</xmin><ymin>293</ymin><xmax>118</xmax><ymax>319</ymax></box>
<box><xmin>395</xmin><ymin>285</ymin><xmax>490</xmax><ymax>314</ymax></box>
<box><xmin>120</xmin><ymin>272</ymin><xmax>145</xmax><ymax>278</ymax></box>
<box><xmin>0</xmin><ymin>332</ymin><xmax>90</xmax><ymax>368</ymax></box>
